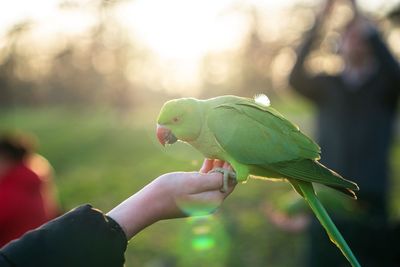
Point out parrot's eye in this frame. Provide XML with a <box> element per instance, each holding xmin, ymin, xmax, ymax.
<box><xmin>172</xmin><ymin>117</ymin><xmax>180</xmax><ymax>123</ymax></box>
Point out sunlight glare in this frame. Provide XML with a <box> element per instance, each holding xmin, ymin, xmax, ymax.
<box><xmin>117</xmin><ymin>0</ymin><xmax>248</xmax><ymax>60</ymax></box>
<box><xmin>115</xmin><ymin>0</ymin><xmax>250</xmax><ymax>94</ymax></box>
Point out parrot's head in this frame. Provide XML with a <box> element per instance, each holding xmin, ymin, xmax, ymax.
<box><xmin>156</xmin><ymin>98</ymin><xmax>203</xmax><ymax>146</ymax></box>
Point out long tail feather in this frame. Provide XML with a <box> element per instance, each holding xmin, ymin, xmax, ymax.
<box><xmin>296</xmin><ymin>180</ymin><xmax>361</xmax><ymax>267</ymax></box>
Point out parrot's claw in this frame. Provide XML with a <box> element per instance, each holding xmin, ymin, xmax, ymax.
<box><xmin>209</xmin><ymin>167</ymin><xmax>237</xmax><ymax>193</ymax></box>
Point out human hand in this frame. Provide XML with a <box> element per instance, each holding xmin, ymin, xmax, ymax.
<box><xmin>149</xmin><ymin>159</ymin><xmax>235</xmax><ymax>219</ymax></box>
<box><xmin>107</xmin><ymin>159</ymin><xmax>235</xmax><ymax>239</ymax></box>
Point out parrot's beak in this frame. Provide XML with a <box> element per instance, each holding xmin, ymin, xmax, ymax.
<box><xmin>156</xmin><ymin>124</ymin><xmax>178</xmax><ymax>146</ymax></box>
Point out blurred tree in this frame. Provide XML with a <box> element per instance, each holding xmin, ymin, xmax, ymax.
<box><xmin>199</xmin><ymin>5</ymin><xmax>275</xmax><ymax>99</ymax></box>
<box><xmin>0</xmin><ymin>0</ymin><xmax>149</xmax><ymax>110</ymax></box>
<box><xmin>0</xmin><ymin>1</ymin><xmax>398</xmax><ymax>109</ymax></box>
<box><xmin>0</xmin><ymin>21</ymin><xmax>37</xmax><ymax>107</ymax></box>
<box><xmin>46</xmin><ymin>0</ymin><xmax>136</xmax><ymax>109</ymax></box>
<box><xmin>199</xmin><ymin>4</ymin><xmax>310</xmax><ymax>100</ymax></box>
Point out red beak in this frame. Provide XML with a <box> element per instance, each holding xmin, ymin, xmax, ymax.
<box><xmin>156</xmin><ymin>124</ymin><xmax>177</xmax><ymax>146</ymax></box>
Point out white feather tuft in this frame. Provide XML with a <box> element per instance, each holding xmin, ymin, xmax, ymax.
<box><xmin>254</xmin><ymin>94</ymin><xmax>270</xmax><ymax>107</ymax></box>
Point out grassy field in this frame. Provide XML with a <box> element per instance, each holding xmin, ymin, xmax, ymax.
<box><xmin>1</xmin><ymin>101</ymin><xmax>399</xmax><ymax>267</ymax></box>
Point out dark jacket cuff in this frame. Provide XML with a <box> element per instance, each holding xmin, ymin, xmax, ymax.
<box><xmin>1</xmin><ymin>204</ymin><xmax>127</xmax><ymax>267</ymax></box>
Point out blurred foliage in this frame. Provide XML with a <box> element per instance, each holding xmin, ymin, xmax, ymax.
<box><xmin>0</xmin><ymin>0</ymin><xmax>173</xmax><ymax>108</ymax></box>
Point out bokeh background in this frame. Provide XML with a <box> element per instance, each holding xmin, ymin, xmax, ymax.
<box><xmin>0</xmin><ymin>0</ymin><xmax>399</xmax><ymax>266</ymax></box>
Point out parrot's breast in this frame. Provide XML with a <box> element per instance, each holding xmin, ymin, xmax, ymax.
<box><xmin>188</xmin><ymin>125</ymin><xmax>225</xmax><ymax>160</ymax></box>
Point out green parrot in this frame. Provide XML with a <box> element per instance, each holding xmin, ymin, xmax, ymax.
<box><xmin>156</xmin><ymin>94</ymin><xmax>360</xmax><ymax>267</ymax></box>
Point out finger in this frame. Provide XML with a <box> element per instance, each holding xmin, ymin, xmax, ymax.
<box><xmin>187</xmin><ymin>174</ymin><xmax>235</xmax><ymax>203</ymax></box>
<box><xmin>213</xmin><ymin>159</ymin><xmax>224</xmax><ymax>169</ymax></box>
<box><xmin>222</xmin><ymin>161</ymin><xmax>233</xmax><ymax>171</ymax></box>
<box><xmin>193</xmin><ymin>172</ymin><xmax>223</xmax><ymax>192</ymax></box>
<box><xmin>194</xmin><ymin>184</ymin><xmax>235</xmax><ymax>204</ymax></box>
<box><xmin>200</xmin><ymin>158</ymin><xmax>214</xmax><ymax>173</ymax></box>
<box><xmin>222</xmin><ymin>180</ymin><xmax>236</xmax><ymax>197</ymax></box>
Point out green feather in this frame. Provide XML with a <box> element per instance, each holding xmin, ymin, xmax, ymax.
<box><xmin>207</xmin><ymin>102</ymin><xmax>320</xmax><ymax>164</ymax></box>
<box><xmin>296</xmin><ymin>180</ymin><xmax>361</xmax><ymax>267</ymax></box>
<box><xmin>270</xmin><ymin>159</ymin><xmax>358</xmax><ymax>198</ymax></box>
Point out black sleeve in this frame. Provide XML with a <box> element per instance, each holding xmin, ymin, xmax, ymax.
<box><xmin>0</xmin><ymin>204</ymin><xmax>127</xmax><ymax>267</ymax></box>
<box><xmin>288</xmin><ymin>21</ymin><xmax>329</xmax><ymax>104</ymax></box>
<box><xmin>367</xmin><ymin>28</ymin><xmax>400</xmax><ymax>90</ymax></box>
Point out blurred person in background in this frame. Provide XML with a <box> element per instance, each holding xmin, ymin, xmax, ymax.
<box><xmin>27</xmin><ymin>148</ymin><xmax>61</xmax><ymax>221</ymax></box>
<box><xmin>0</xmin><ymin>132</ymin><xmax>60</xmax><ymax>248</ymax></box>
<box><xmin>278</xmin><ymin>0</ymin><xmax>400</xmax><ymax>266</ymax></box>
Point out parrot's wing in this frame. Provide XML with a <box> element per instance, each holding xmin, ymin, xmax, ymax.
<box><xmin>273</xmin><ymin>160</ymin><xmax>359</xmax><ymax>195</ymax></box>
<box><xmin>207</xmin><ymin>101</ymin><xmax>320</xmax><ymax>164</ymax></box>
<box><xmin>207</xmin><ymin>101</ymin><xmax>358</xmax><ymax>192</ymax></box>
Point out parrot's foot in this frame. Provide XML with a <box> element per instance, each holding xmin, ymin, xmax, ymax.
<box><xmin>209</xmin><ymin>167</ymin><xmax>237</xmax><ymax>193</ymax></box>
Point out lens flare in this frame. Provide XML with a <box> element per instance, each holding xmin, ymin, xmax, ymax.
<box><xmin>177</xmin><ymin>201</ymin><xmax>219</xmax><ymax>217</ymax></box>
<box><xmin>192</xmin><ymin>235</ymin><xmax>216</xmax><ymax>251</ymax></box>
<box><xmin>176</xmin><ymin>216</ymin><xmax>230</xmax><ymax>267</ymax></box>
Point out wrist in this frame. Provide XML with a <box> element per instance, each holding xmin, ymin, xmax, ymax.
<box><xmin>107</xmin><ymin>184</ymin><xmax>162</xmax><ymax>240</ymax></box>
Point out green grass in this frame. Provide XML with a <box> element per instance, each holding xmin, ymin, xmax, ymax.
<box><xmin>0</xmin><ymin>104</ymin><xmax>399</xmax><ymax>267</ymax></box>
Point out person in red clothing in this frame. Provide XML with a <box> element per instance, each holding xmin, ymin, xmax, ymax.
<box><xmin>0</xmin><ymin>133</ymin><xmax>59</xmax><ymax>247</ymax></box>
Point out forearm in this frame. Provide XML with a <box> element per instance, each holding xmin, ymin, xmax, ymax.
<box><xmin>107</xmin><ymin>180</ymin><xmax>177</xmax><ymax>240</ymax></box>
